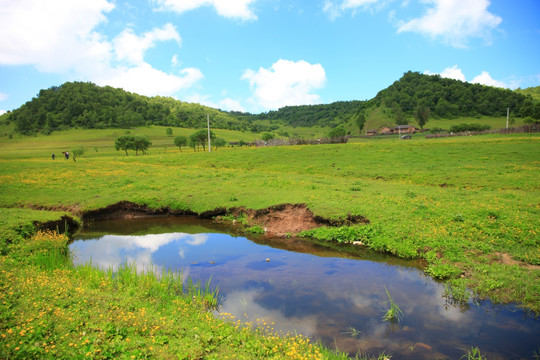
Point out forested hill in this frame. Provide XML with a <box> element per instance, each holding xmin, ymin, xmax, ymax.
<box><xmin>3</xmin><ymin>82</ymin><xmax>250</xmax><ymax>135</ymax></box>
<box><xmin>236</xmin><ymin>100</ymin><xmax>369</xmax><ymax>128</ymax></box>
<box><xmin>375</xmin><ymin>71</ymin><xmax>529</xmax><ymax>118</ymax></box>
<box><xmin>2</xmin><ymin>73</ymin><xmax>538</xmax><ymax>135</ymax></box>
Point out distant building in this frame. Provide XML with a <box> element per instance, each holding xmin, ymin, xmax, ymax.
<box><xmin>367</xmin><ymin>130</ymin><xmax>377</xmax><ymax>136</ymax></box>
<box><xmin>394</xmin><ymin>125</ymin><xmax>417</xmax><ymax>134</ymax></box>
<box><xmin>379</xmin><ymin>126</ymin><xmax>393</xmax><ymax>135</ymax></box>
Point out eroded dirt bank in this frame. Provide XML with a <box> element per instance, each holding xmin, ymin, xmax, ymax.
<box><xmin>78</xmin><ymin>201</ymin><xmax>369</xmax><ymax>236</ymax></box>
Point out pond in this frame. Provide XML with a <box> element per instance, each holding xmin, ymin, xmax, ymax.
<box><xmin>70</xmin><ymin>217</ymin><xmax>540</xmax><ymax>360</ymax></box>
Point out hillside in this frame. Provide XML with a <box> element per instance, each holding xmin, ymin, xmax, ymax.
<box><xmin>516</xmin><ymin>86</ymin><xmax>540</xmax><ymax>102</ymax></box>
<box><xmin>236</xmin><ymin>100</ymin><xmax>369</xmax><ymax>128</ymax></box>
<box><xmin>2</xmin><ymin>82</ymin><xmax>253</xmax><ymax>135</ymax></box>
<box><xmin>375</xmin><ymin>71</ymin><xmax>527</xmax><ymax>118</ymax></box>
<box><xmin>1</xmin><ymin>72</ymin><xmax>538</xmax><ymax>136</ymax></box>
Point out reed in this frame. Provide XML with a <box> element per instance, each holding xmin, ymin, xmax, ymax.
<box><xmin>382</xmin><ymin>287</ymin><xmax>404</xmax><ymax>323</ymax></box>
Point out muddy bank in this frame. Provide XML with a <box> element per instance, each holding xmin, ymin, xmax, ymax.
<box><xmin>80</xmin><ymin>201</ymin><xmax>369</xmax><ymax>236</ymax></box>
<box><xmin>35</xmin><ymin>215</ymin><xmax>79</xmax><ymax>234</ymax></box>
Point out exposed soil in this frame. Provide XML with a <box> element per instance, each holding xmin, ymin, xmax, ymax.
<box><xmin>81</xmin><ymin>201</ymin><xmax>198</xmax><ymax>221</ymax></box>
<box><xmin>496</xmin><ymin>252</ymin><xmax>540</xmax><ymax>270</ymax></box>
<box><xmin>225</xmin><ymin>204</ymin><xmax>321</xmax><ymax>236</ymax></box>
<box><xmin>76</xmin><ymin>201</ymin><xmax>369</xmax><ymax>237</ymax></box>
<box><xmin>35</xmin><ymin>215</ymin><xmax>79</xmax><ymax>234</ymax></box>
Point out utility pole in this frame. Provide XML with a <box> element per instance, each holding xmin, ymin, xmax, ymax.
<box><xmin>207</xmin><ymin>114</ymin><xmax>211</xmax><ymax>152</ymax></box>
<box><xmin>506</xmin><ymin>108</ymin><xmax>510</xmax><ymax>129</ymax></box>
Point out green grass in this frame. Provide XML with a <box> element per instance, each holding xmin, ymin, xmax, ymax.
<box><xmin>363</xmin><ymin>103</ymin><xmax>526</xmax><ymax>133</ymax></box>
<box><xmin>2</xmin><ymin>230</ymin><xmax>344</xmax><ymax>360</ymax></box>
<box><xmin>0</xmin><ymin>128</ymin><xmax>539</xmax><ymax>357</ymax></box>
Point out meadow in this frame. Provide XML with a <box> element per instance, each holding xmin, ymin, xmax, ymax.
<box><xmin>0</xmin><ymin>127</ymin><xmax>539</xmax><ymax>358</ymax></box>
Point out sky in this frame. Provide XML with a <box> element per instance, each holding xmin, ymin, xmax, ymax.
<box><xmin>0</xmin><ymin>0</ymin><xmax>539</xmax><ymax>115</ymax></box>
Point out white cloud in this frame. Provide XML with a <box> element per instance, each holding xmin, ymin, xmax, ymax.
<box><xmin>425</xmin><ymin>65</ymin><xmax>465</xmax><ymax>81</ymax></box>
<box><xmin>99</xmin><ymin>65</ymin><xmax>203</xmax><ymax>97</ymax></box>
<box><xmin>0</xmin><ymin>110</ymin><xmax>6</xmax><ymax>116</ymax></box>
<box><xmin>0</xmin><ymin>93</ymin><xmax>8</xmax><ymax>102</ymax></box>
<box><xmin>0</xmin><ymin>0</ymin><xmax>114</xmax><ymax>72</ymax></box>
<box><xmin>472</xmin><ymin>71</ymin><xmax>507</xmax><ymax>88</ymax></box>
<box><xmin>323</xmin><ymin>0</ymin><xmax>383</xmax><ymax>20</ymax></box>
<box><xmin>439</xmin><ymin>65</ymin><xmax>466</xmax><ymax>81</ymax></box>
<box><xmin>397</xmin><ymin>0</ymin><xmax>502</xmax><ymax>47</ymax></box>
<box><xmin>242</xmin><ymin>59</ymin><xmax>327</xmax><ymax>110</ymax></box>
<box><xmin>0</xmin><ymin>0</ymin><xmax>203</xmax><ymax>98</ymax></box>
<box><xmin>153</xmin><ymin>0</ymin><xmax>258</xmax><ymax>21</ymax></box>
<box><xmin>342</xmin><ymin>0</ymin><xmax>381</xmax><ymax>9</ymax></box>
<box><xmin>425</xmin><ymin>65</ymin><xmax>508</xmax><ymax>88</ymax></box>
<box><xmin>171</xmin><ymin>55</ymin><xmax>179</xmax><ymax>67</ymax></box>
<box><xmin>113</xmin><ymin>23</ymin><xmax>181</xmax><ymax>65</ymax></box>
<box><xmin>219</xmin><ymin>98</ymin><xmax>247</xmax><ymax>112</ymax></box>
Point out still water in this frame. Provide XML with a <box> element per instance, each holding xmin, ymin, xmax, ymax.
<box><xmin>71</xmin><ymin>217</ymin><xmax>539</xmax><ymax>359</ymax></box>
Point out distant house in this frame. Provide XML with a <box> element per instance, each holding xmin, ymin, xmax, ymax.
<box><xmin>394</xmin><ymin>125</ymin><xmax>417</xmax><ymax>134</ymax></box>
<box><xmin>367</xmin><ymin>129</ymin><xmax>377</xmax><ymax>136</ymax></box>
<box><xmin>379</xmin><ymin>126</ymin><xmax>393</xmax><ymax>135</ymax></box>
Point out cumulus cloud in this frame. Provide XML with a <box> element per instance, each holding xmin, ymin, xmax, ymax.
<box><xmin>472</xmin><ymin>71</ymin><xmax>507</xmax><ymax>88</ymax></box>
<box><xmin>242</xmin><ymin>59</ymin><xmax>327</xmax><ymax>110</ymax></box>
<box><xmin>397</xmin><ymin>0</ymin><xmax>502</xmax><ymax>47</ymax></box>
<box><xmin>0</xmin><ymin>0</ymin><xmax>114</xmax><ymax>72</ymax></box>
<box><xmin>113</xmin><ymin>24</ymin><xmax>181</xmax><ymax>65</ymax></box>
<box><xmin>425</xmin><ymin>65</ymin><xmax>466</xmax><ymax>81</ymax></box>
<box><xmin>0</xmin><ymin>0</ymin><xmax>203</xmax><ymax>98</ymax></box>
<box><xmin>153</xmin><ymin>0</ymin><xmax>258</xmax><ymax>21</ymax></box>
<box><xmin>98</xmin><ymin>65</ymin><xmax>203</xmax><ymax>98</ymax></box>
<box><xmin>425</xmin><ymin>65</ymin><xmax>508</xmax><ymax>88</ymax></box>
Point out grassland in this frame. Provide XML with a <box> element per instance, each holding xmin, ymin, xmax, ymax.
<box><xmin>0</xmin><ymin>127</ymin><xmax>539</xmax><ymax>358</ymax></box>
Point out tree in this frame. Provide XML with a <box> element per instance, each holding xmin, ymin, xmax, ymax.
<box><xmin>327</xmin><ymin>125</ymin><xmax>347</xmax><ymax>138</ymax></box>
<box><xmin>415</xmin><ymin>104</ymin><xmax>430</xmax><ymax>130</ymax></box>
<box><xmin>174</xmin><ymin>135</ymin><xmax>187</xmax><ymax>152</ymax></box>
<box><xmin>190</xmin><ymin>129</ymin><xmax>215</xmax><ymax>151</ymax></box>
<box><xmin>395</xmin><ymin>106</ymin><xmax>408</xmax><ymax>125</ymax></box>
<box><xmin>132</xmin><ymin>135</ymin><xmax>151</xmax><ymax>155</ymax></box>
<box><xmin>115</xmin><ymin>135</ymin><xmax>134</xmax><ymax>155</ymax></box>
<box><xmin>261</xmin><ymin>132</ymin><xmax>274</xmax><ymax>141</ymax></box>
<box><xmin>71</xmin><ymin>146</ymin><xmax>85</xmax><ymax>162</ymax></box>
<box><xmin>166</xmin><ymin>127</ymin><xmax>173</xmax><ymax>136</ymax></box>
<box><xmin>213</xmin><ymin>137</ymin><xmax>227</xmax><ymax>150</ymax></box>
<box><xmin>355</xmin><ymin>112</ymin><xmax>366</xmax><ymax>134</ymax></box>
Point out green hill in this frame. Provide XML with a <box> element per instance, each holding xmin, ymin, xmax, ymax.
<box><xmin>516</xmin><ymin>86</ymin><xmax>540</xmax><ymax>102</ymax></box>
<box><xmin>2</xmin><ymin>82</ymin><xmax>252</xmax><ymax>135</ymax></box>
<box><xmin>374</xmin><ymin>71</ymin><xmax>527</xmax><ymax>118</ymax></box>
<box><xmin>1</xmin><ymin>72</ymin><xmax>538</xmax><ymax>137</ymax></box>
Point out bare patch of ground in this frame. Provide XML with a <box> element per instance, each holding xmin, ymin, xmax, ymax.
<box><xmin>251</xmin><ymin>204</ymin><xmax>321</xmax><ymax>236</ymax></box>
<box><xmin>226</xmin><ymin>203</ymin><xmax>369</xmax><ymax>237</ymax></box>
<box><xmin>494</xmin><ymin>252</ymin><xmax>540</xmax><ymax>270</ymax></box>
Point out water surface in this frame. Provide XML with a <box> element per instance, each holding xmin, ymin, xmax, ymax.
<box><xmin>71</xmin><ymin>217</ymin><xmax>540</xmax><ymax>359</ymax></box>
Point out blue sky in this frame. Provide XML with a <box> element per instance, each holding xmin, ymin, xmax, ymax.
<box><xmin>1</xmin><ymin>0</ymin><xmax>539</xmax><ymax>115</ymax></box>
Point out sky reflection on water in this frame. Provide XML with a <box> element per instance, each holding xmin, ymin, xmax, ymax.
<box><xmin>71</xmin><ymin>218</ymin><xmax>540</xmax><ymax>360</ymax></box>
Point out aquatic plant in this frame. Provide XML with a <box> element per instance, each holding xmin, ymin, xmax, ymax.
<box><xmin>342</xmin><ymin>326</ymin><xmax>361</xmax><ymax>338</ymax></box>
<box><xmin>382</xmin><ymin>287</ymin><xmax>404</xmax><ymax>323</ymax></box>
<box><xmin>460</xmin><ymin>347</ymin><xmax>486</xmax><ymax>360</ymax></box>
